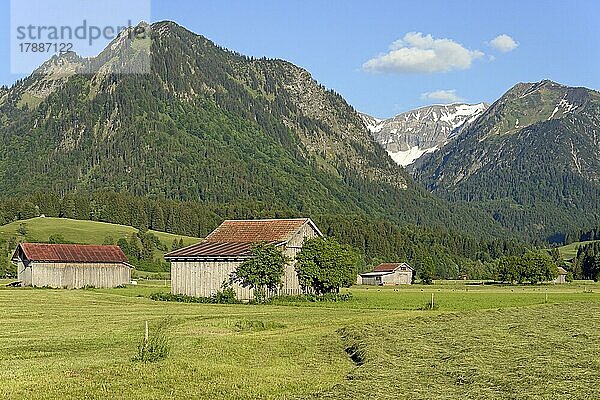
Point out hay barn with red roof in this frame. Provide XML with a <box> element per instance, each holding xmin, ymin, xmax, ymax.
<box><xmin>12</xmin><ymin>243</ymin><xmax>132</xmax><ymax>289</ymax></box>
<box><xmin>165</xmin><ymin>218</ymin><xmax>322</xmax><ymax>300</ymax></box>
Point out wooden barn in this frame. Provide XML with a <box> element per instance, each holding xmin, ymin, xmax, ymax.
<box><xmin>359</xmin><ymin>262</ymin><xmax>413</xmax><ymax>286</ymax></box>
<box><xmin>165</xmin><ymin>218</ymin><xmax>322</xmax><ymax>300</ymax></box>
<box><xmin>12</xmin><ymin>243</ymin><xmax>131</xmax><ymax>289</ymax></box>
<box><xmin>554</xmin><ymin>266</ymin><xmax>569</xmax><ymax>284</ymax></box>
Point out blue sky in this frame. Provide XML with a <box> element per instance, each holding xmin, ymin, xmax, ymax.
<box><xmin>1</xmin><ymin>0</ymin><xmax>599</xmax><ymax>117</ymax></box>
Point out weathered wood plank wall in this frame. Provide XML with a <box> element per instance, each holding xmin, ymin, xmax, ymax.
<box><xmin>20</xmin><ymin>262</ymin><xmax>130</xmax><ymax>288</ymax></box>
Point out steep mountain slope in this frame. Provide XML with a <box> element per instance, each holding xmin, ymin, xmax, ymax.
<box><xmin>414</xmin><ymin>80</ymin><xmax>600</xmax><ymax>240</ymax></box>
<box><xmin>0</xmin><ymin>21</ymin><xmax>502</xmax><ymax>235</ymax></box>
<box><xmin>361</xmin><ymin>103</ymin><xmax>487</xmax><ymax>166</ymax></box>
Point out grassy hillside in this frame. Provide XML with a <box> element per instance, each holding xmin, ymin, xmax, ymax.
<box><xmin>0</xmin><ymin>217</ymin><xmax>201</xmax><ymax>258</ymax></box>
<box><xmin>558</xmin><ymin>240</ymin><xmax>600</xmax><ymax>260</ymax></box>
<box><xmin>1</xmin><ymin>281</ymin><xmax>600</xmax><ymax>399</ymax></box>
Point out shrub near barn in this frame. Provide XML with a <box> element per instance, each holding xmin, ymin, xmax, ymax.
<box><xmin>230</xmin><ymin>243</ymin><xmax>291</xmax><ymax>302</ymax></box>
<box><xmin>295</xmin><ymin>237</ymin><xmax>360</xmax><ymax>294</ymax></box>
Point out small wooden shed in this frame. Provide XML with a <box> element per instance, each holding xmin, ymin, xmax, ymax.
<box><xmin>165</xmin><ymin>218</ymin><xmax>322</xmax><ymax>300</ymax></box>
<box><xmin>12</xmin><ymin>243</ymin><xmax>131</xmax><ymax>289</ymax></box>
<box><xmin>359</xmin><ymin>262</ymin><xmax>413</xmax><ymax>286</ymax></box>
<box><xmin>554</xmin><ymin>266</ymin><xmax>568</xmax><ymax>284</ymax></box>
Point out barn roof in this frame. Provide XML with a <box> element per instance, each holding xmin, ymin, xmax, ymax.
<box><xmin>373</xmin><ymin>262</ymin><xmax>413</xmax><ymax>272</ymax></box>
<box><xmin>165</xmin><ymin>218</ymin><xmax>321</xmax><ymax>259</ymax></box>
<box><xmin>12</xmin><ymin>243</ymin><xmax>129</xmax><ymax>264</ymax></box>
<box><xmin>557</xmin><ymin>266</ymin><xmax>568</xmax><ymax>275</ymax></box>
<box><xmin>165</xmin><ymin>241</ymin><xmax>280</xmax><ymax>259</ymax></box>
<box><xmin>205</xmin><ymin>218</ymin><xmax>320</xmax><ymax>243</ymax></box>
<box><xmin>359</xmin><ymin>271</ymin><xmax>394</xmax><ymax>277</ymax></box>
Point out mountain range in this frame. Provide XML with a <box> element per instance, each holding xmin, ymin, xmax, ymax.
<box><xmin>0</xmin><ymin>21</ymin><xmax>599</xmax><ymax>246</ymax></box>
<box><xmin>413</xmin><ymin>80</ymin><xmax>600</xmax><ymax>241</ymax></box>
<box><xmin>0</xmin><ymin>21</ymin><xmax>500</xmax><ymax>238</ymax></box>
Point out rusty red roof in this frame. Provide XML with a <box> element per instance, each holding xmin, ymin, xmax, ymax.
<box><xmin>166</xmin><ymin>241</ymin><xmax>281</xmax><ymax>259</ymax></box>
<box><xmin>13</xmin><ymin>243</ymin><xmax>129</xmax><ymax>264</ymax></box>
<box><xmin>205</xmin><ymin>219</ymin><xmax>313</xmax><ymax>243</ymax></box>
<box><xmin>165</xmin><ymin>218</ymin><xmax>321</xmax><ymax>259</ymax></box>
<box><xmin>373</xmin><ymin>262</ymin><xmax>413</xmax><ymax>272</ymax></box>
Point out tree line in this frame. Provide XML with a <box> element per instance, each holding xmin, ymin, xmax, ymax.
<box><xmin>0</xmin><ymin>191</ymin><xmax>535</xmax><ymax>280</ymax></box>
<box><xmin>571</xmin><ymin>242</ymin><xmax>600</xmax><ymax>281</ymax></box>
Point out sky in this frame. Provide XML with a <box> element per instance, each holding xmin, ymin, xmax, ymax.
<box><xmin>1</xmin><ymin>0</ymin><xmax>599</xmax><ymax>118</ymax></box>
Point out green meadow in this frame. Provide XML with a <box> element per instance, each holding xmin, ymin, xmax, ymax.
<box><xmin>0</xmin><ymin>217</ymin><xmax>200</xmax><ymax>253</ymax></box>
<box><xmin>1</xmin><ymin>281</ymin><xmax>600</xmax><ymax>399</ymax></box>
<box><xmin>558</xmin><ymin>239</ymin><xmax>600</xmax><ymax>260</ymax></box>
<box><xmin>0</xmin><ymin>217</ymin><xmax>200</xmax><ymax>276</ymax></box>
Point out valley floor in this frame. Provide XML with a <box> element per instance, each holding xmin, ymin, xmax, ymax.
<box><xmin>1</xmin><ymin>281</ymin><xmax>599</xmax><ymax>399</ymax></box>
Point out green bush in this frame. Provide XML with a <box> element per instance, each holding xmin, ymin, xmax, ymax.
<box><xmin>213</xmin><ymin>287</ymin><xmax>237</xmax><ymax>304</ymax></box>
<box><xmin>149</xmin><ymin>290</ymin><xmax>240</xmax><ymax>304</ymax></box>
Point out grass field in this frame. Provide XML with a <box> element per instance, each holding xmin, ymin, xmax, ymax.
<box><xmin>0</xmin><ymin>217</ymin><xmax>201</xmax><ymax>258</ymax></box>
<box><xmin>1</xmin><ymin>281</ymin><xmax>600</xmax><ymax>399</ymax></box>
<box><xmin>557</xmin><ymin>239</ymin><xmax>600</xmax><ymax>260</ymax></box>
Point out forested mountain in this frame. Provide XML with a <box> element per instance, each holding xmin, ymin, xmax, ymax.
<box><xmin>414</xmin><ymin>80</ymin><xmax>600</xmax><ymax>241</ymax></box>
<box><xmin>361</xmin><ymin>103</ymin><xmax>487</xmax><ymax>166</ymax></box>
<box><xmin>0</xmin><ymin>21</ymin><xmax>506</xmax><ymax>238</ymax></box>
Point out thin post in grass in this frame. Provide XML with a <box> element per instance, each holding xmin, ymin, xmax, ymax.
<box><xmin>145</xmin><ymin>320</ymin><xmax>149</xmax><ymax>343</ymax></box>
<box><xmin>431</xmin><ymin>292</ymin><xmax>434</xmax><ymax>309</ymax></box>
<box><xmin>545</xmin><ymin>292</ymin><xmax>548</xmax><ymax>304</ymax></box>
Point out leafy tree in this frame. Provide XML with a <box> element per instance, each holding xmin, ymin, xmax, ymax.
<box><xmin>0</xmin><ymin>236</ymin><xmax>17</xmax><ymax>277</ymax></box>
<box><xmin>128</xmin><ymin>233</ymin><xmax>144</xmax><ymax>260</ymax></box>
<box><xmin>0</xmin><ymin>256</ymin><xmax>15</xmax><ymax>278</ymax></box>
<box><xmin>48</xmin><ymin>234</ymin><xmax>67</xmax><ymax>244</ymax></box>
<box><xmin>117</xmin><ymin>238</ymin><xmax>131</xmax><ymax>259</ymax></box>
<box><xmin>496</xmin><ymin>256</ymin><xmax>521</xmax><ymax>283</ymax></box>
<box><xmin>496</xmin><ymin>251</ymin><xmax>557</xmax><ymax>284</ymax></box>
<box><xmin>139</xmin><ymin>234</ymin><xmax>155</xmax><ymax>261</ymax></box>
<box><xmin>16</xmin><ymin>223</ymin><xmax>28</xmax><ymax>236</ymax></box>
<box><xmin>414</xmin><ymin>254</ymin><xmax>435</xmax><ymax>284</ymax></box>
<box><xmin>230</xmin><ymin>243</ymin><xmax>290</xmax><ymax>302</ymax></box>
<box><xmin>171</xmin><ymin>238</ymin><xmax>185</xmax><ymax>251</ymax></box>
<box><xmin>18</xmin><ymin>201</ymin><xmax>39</xmax><ymax>220</ymax></box>
<box><xmin>295</xmin><ymin>237</ymin><xmax>360</xmax><ymax>295</ymax></box>
<box><xmin>522</xmin><ymin>251</ymin><xmax>558</xmax><ymax>284</ymax></box>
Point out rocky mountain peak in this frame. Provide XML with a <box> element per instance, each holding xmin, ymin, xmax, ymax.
<box><xmin>471</xmin><ymin>79</ymin><xmax>599</xmax><ymax>139</ymax></box>
<box><xmin>361</xmin><ymin>103</ymin><xmax>488</xmax><ymax>166</ymax></box>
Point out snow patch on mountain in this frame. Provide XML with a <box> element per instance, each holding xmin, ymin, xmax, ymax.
<box><xmin>361</xmin><ymin>103</ymin><xmax>487</xmax><ymax>166</ymax></box>
<box><xmin>388</xmin><ymin>146</ymin><xmax>438</xmax><ymax>167</ymax></box>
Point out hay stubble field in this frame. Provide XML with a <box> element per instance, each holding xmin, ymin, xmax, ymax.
<box><xmin>1</xmin><ymin>281</ymin><xmax>599</xmax><ymax>399</ymax></box>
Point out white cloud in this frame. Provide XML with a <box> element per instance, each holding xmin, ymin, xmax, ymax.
<box><xmin>420</xmin><ymin>89</ymin><xmax>463</xmax><ymax>103</ymax></box>
<box><xmin>489</xmin><ymin>34</ymin><xmax>519</xmax><ymax>52</ymax></box>
<box><xmin>362</xmin><ymin>32</ymin><xmax>484</xmax><ymax>74</ymax></box>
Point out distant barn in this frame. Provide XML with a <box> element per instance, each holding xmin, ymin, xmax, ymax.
<box><xmin>12</xmin><ymin>243</ymin><xmax>131</xmax><ymax>289</ymax></box>
<box><xmin>165</xmin><ymin>218</ymin><xmax>322</xmax><ymax>300</ymax></box>
<box><xmin>554</xmin><ymin>266</ymin><xmax>568</xmax><ymax>284</ymax></box>
<box><xmin>359</xmin><ymin>262</ymin><xmax>413</xmax><ymax>285</ymax></box>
